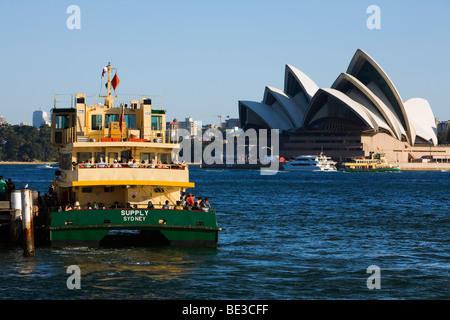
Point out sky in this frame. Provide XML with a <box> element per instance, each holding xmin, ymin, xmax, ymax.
<box><xmin>0</xmin><ymin>0</ymin><xmax>449</xmax><ymax>126</ymax></box>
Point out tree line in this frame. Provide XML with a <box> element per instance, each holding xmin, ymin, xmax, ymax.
<box><xmin>0</xmin><ymin>124</ymin><xmax>58</xmax><ymax>162</ymax></box>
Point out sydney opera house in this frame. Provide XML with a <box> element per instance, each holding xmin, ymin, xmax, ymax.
<box><xmin>239</xmin><ymin>49</ymin><xmax>450</xmax><ymax>165</ymax></box>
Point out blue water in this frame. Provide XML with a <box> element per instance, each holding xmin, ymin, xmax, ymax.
<box><xmin>0</xmin><ymin>164</ymin><xmax>449</xmax><ymax>300</ymax></box>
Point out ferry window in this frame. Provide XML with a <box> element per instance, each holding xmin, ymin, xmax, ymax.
<box><xmin>95</xmin><ymin>152</ymin><xmax>105</xmax><ymax>162</ymax></box>
<box><xmin>121</xmin><ymin>150</ymin><xmax>130</xmax><ymax>163</ymax></box>
<box><xmin>77</xmin><ymin>152</ymin><xmax>92</xmax><ymax>163</ymax></box>
<box><xmin>55</xmin><ymin>115</ymin><xmax>70</xmax><ymax>129</ymax></box>
<box><xmin>158</xmin><ymin>153</ymin><xmax>172</xmax><ymax>164</ymax></box>
<box><xmin>105</xmin><ymin>114</ymin><xmax>119</xmax><ymax>128</ymax></box>
<box><xmin>104</xmin><ymin>186</ymin><xmax>114</xmax><ymax>192</ymax></box>
<box><xmin>124</xmin><ymin>114</ymin><xmax>136</xmax><ymax>128</ymax></box>
<box><xmin>91</xmin><ymin>114</ymin><xmax>102</xmax><ymax>130</ymax></box>
<box><xmin>140</xmin><ymin>152</ymin><xmax>155</xmax><ymax>164</ymax></box>
<box><xmin>61</xmin><ymin>153</ymin><xmax>72</xmax><ymax>170</ymax></box>
<box><xmin>154</xmin><ymin>187</ymin><xmax>165</xmax><ymax>193</ymax></box>
<box><xmin>108</xmin><ymin>152</ymin><xmax>118</xmax><ymax>163</ymax></box>
<box><xmin>152</xmin><ymin>116</ymin><xmax>162</xmax><ymax>130</ymax></box>
<box><xmin>82</xmin><ymin>187</ymin><xmax>92</xmax><ymax>193</ymax></box>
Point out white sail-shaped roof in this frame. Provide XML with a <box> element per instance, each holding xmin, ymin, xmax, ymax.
<box><xmin>284</xmin><ymin>64</ymin><xmax>319</xmax><ymax>100</ymax></box>
<box><xmin>331</xmin><ymin>72</ymin><xmax>400</xmax><ymax>139</ymax></box>
<box><xmin>303</xmin><ymin>88</ymin><xmax>380</xmax><ymax>131</ymax></box>
<box><xmin>238</xmin><ymin>100</ymin><xmax>293</xmax><ymax>131</ymax></box>
<box><xmin>346</xmin><ymin>49</ymin><xmax>414</xmax><ymax>144</ymax></box>
<box><xmin>404</xmin><ymin>98</ymin><xmax>437</xmax><ymax>146</ymax></box>
<box><xmin>263</xmin><ymin>86</ymin><xmax>304</xmax><ymax>128</ymax></box>
<box><xmin>238</xmin><ymin>49</ymin><xmax>436</xmax><ymax>147</ymax></box>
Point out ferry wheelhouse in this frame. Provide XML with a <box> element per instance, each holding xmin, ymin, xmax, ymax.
<box><xmin>46</xmin><ymin>63</ymin><xmax>220</xmax><ymax>247</ymax></box>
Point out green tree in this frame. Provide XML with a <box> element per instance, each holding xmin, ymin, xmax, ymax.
<box><xmin>0</xmin><ymin>123</ymin><xmax>58</xmax><ymax>162</ymax></box>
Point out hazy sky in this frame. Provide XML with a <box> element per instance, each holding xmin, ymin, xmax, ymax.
<box><xmin>0</xmin><ymin>0</ymin><xmax>449</xmax><ymax>125</ymax></box>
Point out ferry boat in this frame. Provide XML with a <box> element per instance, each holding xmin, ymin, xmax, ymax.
<box><xmin>43</xmin><ymin>63</ymin><xmax>221</xmax><ymax>247</ymax></box>
<box><xmin>341</xmin><ymin>152</ymin><xmax>401</xmax><ymax>172</ymax></box>
<box><xmin>282</xmin><ymin>153</ymin><xmax>337</xmax><ymax>171</ymax></box>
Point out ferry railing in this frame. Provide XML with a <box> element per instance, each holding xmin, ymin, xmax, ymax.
<box><xmin>46</xmin><ymin>204</ymin><xmax>213</xmax><ymax>213</ymax></box>
<box><xmin>76</xmin><ymin>163</ymin><xmax>188</xmax><ymax>169</ymax></box>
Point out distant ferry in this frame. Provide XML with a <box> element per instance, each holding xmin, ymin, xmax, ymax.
<box><xmin>283</xmin><ymin>153</ymin><xmax>337</xmax><ymax>171</ymax></box>
<box><xmin>341</xmin><ymin>152</ymin><xmax>400</xmax><ymax>172</ymax></box>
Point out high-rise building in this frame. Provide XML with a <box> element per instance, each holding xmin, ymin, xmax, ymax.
<box><xmin>178</xmin><ymin>117</ymin><xmax>202</xmax><ymax>138</ymax></box>
<box><xmin>33</xmin><ymin>109</ymin><xmax>49</xmax><ymax>128</ymax></box>
<box><xmin>0</xmin><ymin>116</ymin><xmax>6</xmax><ymax>125</ymax></box>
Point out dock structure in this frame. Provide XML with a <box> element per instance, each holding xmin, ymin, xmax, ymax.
<box><xmin>0</xmin><ymin>189</ymin><xmax>38</xmax><ymax>256</ymax></box>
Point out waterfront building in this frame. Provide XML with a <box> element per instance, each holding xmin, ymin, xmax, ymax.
<box><xmin>33</xmin><ymin>109</ymin><xmax>50</xmax><ymax>128</ymax></box>
<box><xmin>239</xmin><ymin>49</ymin><xmax>450</xmax><ymax>164</ymax></box>
<box><xmin>437</xmin><ymin>121</ymin><xmax>450</xmax><ymax>144</ymax></box>
<box><xmin>178</xmin><ymin>117</ymin><xmax>202</xmax><ymax>138</ymax></box>
<box><xmin>0</xmin><ymin>116</ymin><xmax>6</xmax><ymax>125</ymax></box>
<box><xmin>223</xmin><ymin>118</ymin><xmax>240</xmax><ymax>129</ymax></box>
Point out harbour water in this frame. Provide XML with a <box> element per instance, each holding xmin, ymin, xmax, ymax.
<box><xmin>0</xmin><ymin>164</ymin><xmax>449</xmax><ymax>300</ymax></box>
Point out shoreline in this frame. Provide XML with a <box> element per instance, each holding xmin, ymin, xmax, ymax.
<box><xmin>0</xmin><ymin>161</ymin><xmax>57</xmax><ymax>165</ymax></box>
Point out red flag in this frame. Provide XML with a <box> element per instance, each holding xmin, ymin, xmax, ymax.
<box><xmin>111</xmin><ymin>73</ymin><xmax>120</xmax><ymax>90</ymax></box>
<box><xmin>119</xmin><ymin>105</ymin><xmax>124</xmax><ymax>133</ymax></box>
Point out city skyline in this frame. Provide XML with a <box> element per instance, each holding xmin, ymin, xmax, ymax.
<box><xmin>0</xmin><ymin>1</ymin><xmax>449</xmax><ymax>125</ymax></box>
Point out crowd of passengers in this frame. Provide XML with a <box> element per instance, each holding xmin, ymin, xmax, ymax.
<box><xmin>76</xmin><ymin>157</ymin><xmax>187</xmax><ymax>169</ymax></box>
<box><xmin>63</xmin><ymin>192</ymin><xmax>211</xmax><ymax>212</ymax></box>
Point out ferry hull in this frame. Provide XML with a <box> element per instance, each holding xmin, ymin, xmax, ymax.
<box><xmin>49</xmin><ymin>208</ymin><xmax>220</xmax><ymax>247</ymax></box>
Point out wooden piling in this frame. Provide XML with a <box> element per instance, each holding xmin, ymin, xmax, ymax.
<box><xmin>9</xmin><ymin>209</ymin><xmax>20</xmax><ymax>245</ymax></box>
<box><xmin>21</xmin><ymin>189</ymin><xmax>35</xmax><ymax>257</ymax></box>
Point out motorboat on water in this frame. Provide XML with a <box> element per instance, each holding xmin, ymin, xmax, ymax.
<box><xmin>282</xmin><ymin>153</ymin><xmax>337</xmax><ymax>171</ymax></box>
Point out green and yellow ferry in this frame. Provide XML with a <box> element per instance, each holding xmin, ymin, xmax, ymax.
<box><xmin>45</xmin><ymin>63</ymin><xmax>220</xmax><ymax>247</ymax></box>
<box><xmin>341</xmin><ymin>152</ymin><xmax>401</xmax><ymax>172</ymax></box>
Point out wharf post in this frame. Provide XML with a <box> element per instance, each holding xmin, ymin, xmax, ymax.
<box><xmin>21</xmin><ymin>188</ymin><xmax>35</xmax><ymax>257</ymax></box>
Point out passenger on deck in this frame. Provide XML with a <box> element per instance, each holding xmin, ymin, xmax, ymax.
<box><xmin>97</xmin><ymin>157</ymin><xmax>107</xmax><ymax>168</ymax></box>
<box><xmin>156</xmin><ymin>161</ymin><xmax>163</xmax><ymax>169</ymax></box>
<box><xmin>179</xmin><ymin>196</ymin><xmax>185</xmax><ymax>206</ymax></box>
<box><xmin>65</xmin><ymin>202</ymin><xmax>73</xmax><ymax>211</ymax></box>
<box><xmin>110</xmin><ymin>201</ymin><xmax>119</xmax><ymax>209</ymax></box>
<box><xmin>186</xmin><ymin>193</ymin><xmax>194</xmax><ymax>206</ymax></box>
<box><xmin>203</xmin><ymin>197</ymin><xmax>211</xmax><ymax>209</ymax></box>
<box><xmin>129</xmin><ymin>159</ymin><xmax>139</xmax><ymax>168</ymax></box>
<box><xmin>84</xmin><ymin>160</ymin><xmax>94</xmax><ymax>168</ymax></box>
<box><xmin>147</xmin><ymin>201</ymin><xmax>153</xmax><ymax>209</ymax></box>
<box><xmin>6</xmin><ymin>178</ymin><xmax>15</xmax><ymax>201</ymax></box>
<box><xmin>0</xmin><ymin>176</ymin><xmax>7</xmax><ymax>201</ymax></box>
<box><xmin>128</xmin><ymin>157</ymin><xmax>134</xmax><ymax>167</ymax></box>
<box><xmin>148</xmin><ymin>159</ymin><xmax>156</xmax><ymax>168</ymax></box>
<box><xmin>162</xmin><ymin>200</ymin><xmax>170</xmax><ymax>209</ymax></box>
<box><xmin>111</xmin><ymin>159</ymin><xmax>122</xmax><ymax>168</ymax></box>
<box><xmin>85</xmin><ymin>202</ymin><xmax>92</xmax><ymax>209</ymax></box>
<box><xmin>192</xmin><ymin>201</ymin><xmax>200</xmax><ymax>211</ymax></box>
<box><xmin>92</xmin><ymin>202</ymin><xmax>98</xmax><ymax>209</ymax></box>
<box><xmin>74</xmin><ymin>201</ymin><xmax>81</xmax><ymax>210</ymax></box>
<box><xmin>180</xmin><ymin>161</ymin><xmax>187</xmax><ymax>169</ymax></box>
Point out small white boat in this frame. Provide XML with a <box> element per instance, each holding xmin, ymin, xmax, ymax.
<box><xmin>283</xmin><ymin>153</ymin><xmax>337</xmax><ymax>171</ymax></box>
